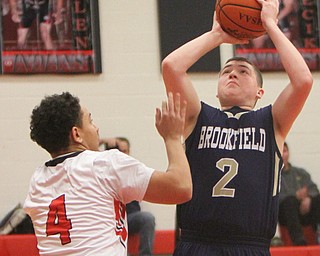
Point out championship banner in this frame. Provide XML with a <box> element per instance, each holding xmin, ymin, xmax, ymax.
<box><xmin>0</xmin><ymin>0</ymin><xmax>101</xmax><ymax>74</ymax></box>
<box><xmin>234</xmin><ymin>0</ymin><xmax>319</xmax><ymax>71</ymax></box>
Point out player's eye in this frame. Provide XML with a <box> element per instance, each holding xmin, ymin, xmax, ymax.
<box><xmin>240</xmin><ymin>69</ymin><xmax>249</xmax><ymax>74</ymax></box>
<box><xmin>221</xmin><ymin>69</ymin><xmax>231</xmax><ymax>74</ymax></box>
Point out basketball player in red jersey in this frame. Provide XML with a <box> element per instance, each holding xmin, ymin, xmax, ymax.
<box><xmin>24</xmin><ymin>92</ymin><xmax>191</xmax><ymax>255</ymax></box>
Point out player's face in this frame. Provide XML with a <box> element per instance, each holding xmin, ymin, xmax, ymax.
<box><xmin>77</xmin><ymin>106</ymin><xmax>100</xmax><ymax>151</ymax></box>
<box><xmin>217</xmin><ymin>61</ymin><xmax>263</xmax><ymax>109</ymax></box>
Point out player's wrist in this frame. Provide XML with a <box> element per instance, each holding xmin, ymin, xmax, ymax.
<box><xmin>163</xmin><ymin>135</ymin><xmax>183</xmax><ymax>145</ymax></box>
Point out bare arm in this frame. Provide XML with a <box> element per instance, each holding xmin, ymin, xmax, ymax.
<box><xmin>143</xmin><ymin>93</ymin><xmax>192</xmax><ymax>204</ymax></box>
<box><xmin>54</xmin><ymin>0</ymin><xmax>64</xmax><ymax>24</ymax></box>
<box><xmin>56</xmin><ymin>0</ymin><xmax>64</xmax><ymax>11</ymax></box>
<box><xmin>9</xmin><ymin>0</ymin><xmax>17</xmax><ymax>11</ymax></box>
<box><xmin>257</xmin><ymin>0</ymin><xmax>313</xmax><ymax>150</ymax></box>
<box><xmin>9</xmin><ymin>0</ymin><xmax>20</xmax><ymax>23</ymax></box>
<box><xmin>277</xmin><ymin>0</ymin><xmax>295</xmax><ymax>20</ymax></box>
<box><xmin>161</xmin><ymin>13</ymin><xmax>247</xmax><ymax>138</ymax></box>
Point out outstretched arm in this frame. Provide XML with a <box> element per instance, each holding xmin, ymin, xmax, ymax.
<box><xmin>277</xmin><ymin>0</ymin><xmax>295</xmax><ymax>20</ymax></box>
<box><xmin>161</xmin><ymin>12</ymin><xmax>247</xmax><ymax>138</ymax></box>
<box><xmin>257</xmin><ymin>0</ymin><xmax>313</xmax><ymax>149</ymax></box>
<box><xmin>54</xmin><ymin>0</ymin><xmax>64</xmax><ymax>24</ymax></box>
<box><xmin>9</xmin><ymin>0</ymin><xmax>21</xmax><ymax>23</ymax></box>
<box><xmin>143</xmin><ymin>93</ymin><xmax>192</xmax><ymax>204</ymax></box>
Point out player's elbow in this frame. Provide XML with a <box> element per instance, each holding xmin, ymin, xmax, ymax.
<box><xmin>145</xmin><ymin>168</ymin><xmax>192</xmax><ymax>204</ymax></box>
<box><xmin>298</xmin><ymin>72</ymin><xmax>313</xmax><ymax>97</ymax></box>
<box><xmin>162</xmin><ymin>168</ymin><xmax>193</xmax><ymax>204</ymax></box>
<box><xmin>172</xmin><ymin>174</ymin><xmax>193</xmax><ymax>204</ymax></box>
<box><xmin>290</xmin><ymin>70</ymin><xmax>313</xmax><ymax>99</ymax></box>
<box><xmin>162</xmin><ymin>57</ymin><xmax>174</xmax><ymax>75</ymax></box>
<box><xmin>303</xmin><ymin>73</ymin><xmax>313</xmax><ymax>91</ymax></box>
<box><xmin>176</xmin><ymin>185</ymin><xmax>193</xmax><ymax>204</ymax></box>
<box><xmin>162</xmin><ymin>56</ymin><xmax>184</xmax><ymax>77</ymax></box>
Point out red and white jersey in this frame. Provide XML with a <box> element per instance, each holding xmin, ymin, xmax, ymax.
<box><xmin>24</xmin><ymin>150</ymin><xmax>154</xmax><ymax>256</ymax></box>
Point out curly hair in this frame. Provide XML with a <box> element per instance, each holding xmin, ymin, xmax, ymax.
<box><xmin>30</xmin><ymin>92</ymin><xmax>82</xmax><ymax>154</ymax></box>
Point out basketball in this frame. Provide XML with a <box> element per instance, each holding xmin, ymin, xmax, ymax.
<box><xmin>215</xmin><ymin>0</ymin><xmax>266</xmax><ymax>40</ymax></box>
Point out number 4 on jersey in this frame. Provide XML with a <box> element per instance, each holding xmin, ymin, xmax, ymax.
<box><xmin>46</xmin><ymin>194</ymin><xmax>72</xmax><ymax>245</ymax></box>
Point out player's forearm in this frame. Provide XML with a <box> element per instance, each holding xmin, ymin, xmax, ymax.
<box><xmin>162</xmin><ymin>31</ymin><xmax>222</xmax><ymax>74</ymax></box>
<box><xmin>277</xmin><ymin>0</ymin><xmax>294</xmax><ymax>20</ymax></box>
<box><xmin>164</xmin><ymin>138</ymin><xmax>192</xmax><ymax>201</ymax></box>
<box><xmin>9</xmin><ymin>0</ymin><xmax>17</xmax><ymax>13</ymax></box>
<box><xmin>266</xmin><ymin>21</ymin><xmax>313</xmax><ymax>91</ymax></box>
<box><xmin>55</xmin><ymin>0</ymin><xmax>63</xmax><ymax>11</ymax></box>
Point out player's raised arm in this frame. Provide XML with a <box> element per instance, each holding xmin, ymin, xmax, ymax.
<box><xmin>257</xmin><ymin>0</ymin><xmax>313</xmax><ymax>146</ymax></box>
<box><xmin>143</xmin><ymin>93</ymin><xmax>192</xmax><ymax>204</ymax></box>
<box><xmin>161</xmin><ymin>12</ymin><xmax>248</xmax><ymax>138</ymax></box>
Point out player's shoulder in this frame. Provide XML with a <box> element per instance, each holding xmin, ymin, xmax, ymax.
<box><xmin>86</xmin><ymin>149</ymin><xmax>133</xmax><ymax>169</ymax></box>
<box><xmin>200</xmin><ymin>101</ymin><xmax>223</xmax><ymax>116</ymax></box>
<box><xmin>201</xmin><ymin>101</ymin><xmax>219</xmax><ymax>110</ymax></box>
<box><xmin>256</xmin><ymin>104</ymin><xmax>272</xmax><ymax>112</ymax></box>
<box><xmin>250</xmin><ymin>104</ymin><xmax>273</xmax><ymax>118</ymax></box>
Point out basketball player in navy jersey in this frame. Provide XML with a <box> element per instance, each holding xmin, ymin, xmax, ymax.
<box><xmin>162</xmin><ymin>0</ymin><xmax>313</xmax><ymax>255</ymax></box>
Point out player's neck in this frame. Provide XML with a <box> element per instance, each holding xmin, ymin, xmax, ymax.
<box><xmin>220</xmin><ymin>101</ymin><xmax>255</xmax><ymax>111</ymax></box>
<box><xmin>221</xmin><ymin>105</ymin><xmax>253</xmax><ymax>112</ymax></box>
<box><xmin>50</xmin><ymin>146</ymin><xmax>86</xmax><ymax>159</ymax></box>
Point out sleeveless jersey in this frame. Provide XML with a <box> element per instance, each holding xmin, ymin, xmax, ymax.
<box><xmin>178</xmin><ymin>102</ymin><xmax>283</xmax><ymax>247</ymax></box>
<box><xmin>24</xmin><ymin>150</ymin><xmax>154</xmax><ymax>256</ymax></box>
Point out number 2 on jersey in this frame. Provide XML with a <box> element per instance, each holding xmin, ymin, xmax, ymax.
<box><xmin>212</xmin><ymin>158</ymin><xmax>238</xmax><ymax>197</ymax></box>
<box><xmin>46</xmin><ymin>194</ymin><xmax>72</xmax><ymax>245</ymax></box>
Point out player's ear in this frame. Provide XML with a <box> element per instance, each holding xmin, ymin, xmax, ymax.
<box><xmin>256</xmin><ymin>88</ymin><xmax>264</xmax><ymax>99</ymax></box>
<box><xmin>70</xmin><ymin>126</ymin><xmax>83</xmax><ymax>144</ymax></box>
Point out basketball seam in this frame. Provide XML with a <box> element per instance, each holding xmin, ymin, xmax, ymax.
<box><xmin>219</xmin><ymin>4</ymin><xmax>261</xmax><ymax>10</ymax></box>
<box><xmin>217</xmin><ymin>1</ymin><xmax>261</xmax><ymax>11</ymax></box>
<box><xmin>217</xmin><ymin>8</ymin><xmax>265</xmax><ymax>33</ymax></box>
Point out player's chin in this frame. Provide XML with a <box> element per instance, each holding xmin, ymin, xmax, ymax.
<box><xmin>223</xmin><ymin>91</ymin><xmax>242</xmax><ymax>102</ymax></box>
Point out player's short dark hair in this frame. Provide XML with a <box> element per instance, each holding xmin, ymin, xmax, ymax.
<box><xmin>30</xmin><ymin>92</ymin><xmax>82</xmax><ymax>154</ymax></box>
<box><xmin>225</xmin><ymin>56</ymin><xmax>263</xmax><ymax>88</ymax></box>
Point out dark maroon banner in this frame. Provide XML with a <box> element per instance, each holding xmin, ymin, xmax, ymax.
<box><xmin>0</xmin><ymin>0</ymin><xmax>101</xmax><ymax>74</ymax></box>
<box><xmin>234</xmin><ymin>0</ymin><xmax>319</xmax><ymax>71</ymax></box>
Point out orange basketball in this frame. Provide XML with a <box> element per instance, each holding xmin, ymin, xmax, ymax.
<box><xmin>216</xmin><ymin>0</ymin><xmax>266</xmax><ymax>40</ymax></box>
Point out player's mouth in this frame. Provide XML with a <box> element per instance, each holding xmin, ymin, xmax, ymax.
<box><xmin>226</xmin><ymin>80</ymin><xmax>239</xmax><ymax>87</ymax></box>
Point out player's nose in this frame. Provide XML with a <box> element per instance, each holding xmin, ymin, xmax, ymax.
<box><xmin>229</xmin><ymin>70</ymin><xmax>238</xmax><ymax>78</ymax></box>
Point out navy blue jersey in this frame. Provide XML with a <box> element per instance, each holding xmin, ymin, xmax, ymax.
<box><xmin>178</xmin><ymin>102</ymin><xmax>283</xmax><ymax>247</ymax></box>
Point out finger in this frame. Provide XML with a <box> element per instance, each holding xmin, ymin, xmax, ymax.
<box><xmin>167</xmin><ymin>92</ymin><xmax>174</xmax><ymax>115</ymax></box>
<box><xmin>155</xmin><ymin>108</ymin><xmax>161</xmax><ymax>125</ymax></box>
<box><xmin>161</xmin><ymin>100</ymin><xmax>168</xmax><ymax>115</ymax></box>
<box><xmin>180</xmin><ymin>100</ymin><xmax>187</xmax><ymax>120</ymax></box>
<box><xmin>174</xmin><ymin>93</ymin><xmax>181</xmax><ymax>115</ymax></box>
